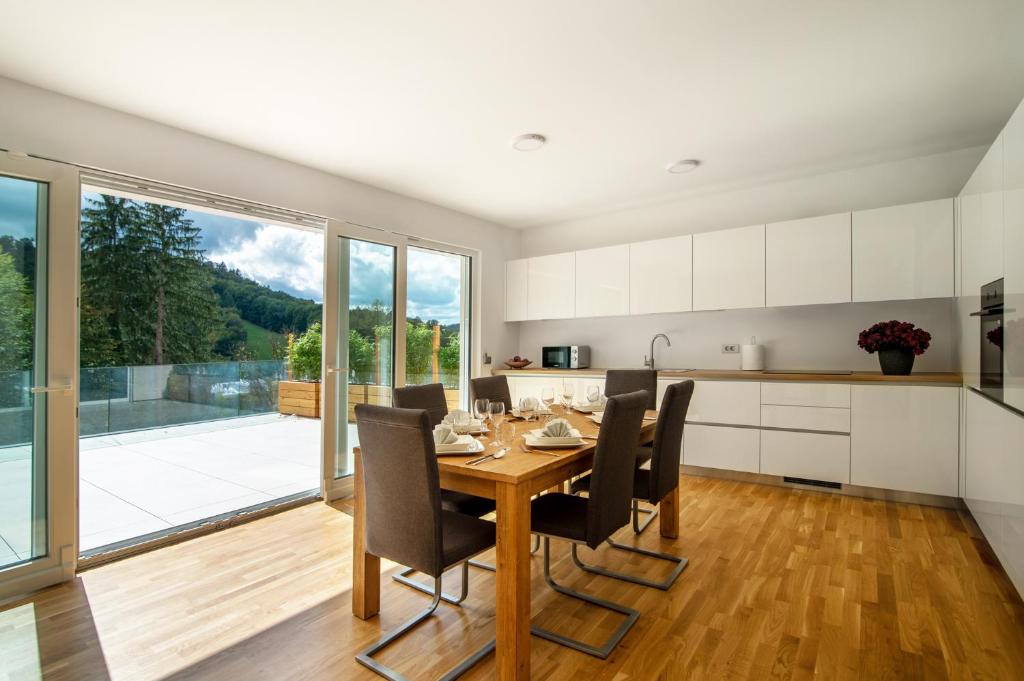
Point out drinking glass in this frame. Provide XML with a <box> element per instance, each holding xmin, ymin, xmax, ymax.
<box><xmin>518</xmin><ymin>397</ymin><xmax>535</xmax><ymax>422</ymax></box>
<box><xmin>586</xmin><ymin>384</ymin><xmax>601</xmax><ymax>404</ymax></box>
<box><xmin>541</xmin><ymin>387</ymin><xmax>555</xmax><ymax>411</ymax></box>
<box><xmin>496</xmin><ymin>421</ymin><xmax>515</xmax><ymax>455</ymax></box>
<box><xmin>453</xmin><ymin>410</ymin><xmax>471</xmax><ymax>433</ymax></box>
<box><xmin>473</xmin><ymin>398</ymin><xmax>490</xmax><ymax>422</ymax></box>
<box><xmin>488</xmin><ymin>402</ymin><xmax>506</xmax><ymax>446</ymax></box>
<box><xmin>561</xmin><ymin>382</ymin><xmax>575</xmax><ymax>412</ymax></box>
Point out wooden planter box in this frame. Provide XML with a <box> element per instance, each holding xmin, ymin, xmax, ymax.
<box><xmin>278</xmin><ymin>380</ymin><xmax>321</xmax><ymax>418</ymax></box>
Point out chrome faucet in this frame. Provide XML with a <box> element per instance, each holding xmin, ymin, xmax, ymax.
<box><xmin>644</xmin><ymin>334</ymin><xmax>671</xmax><ymax>369</ymax></box>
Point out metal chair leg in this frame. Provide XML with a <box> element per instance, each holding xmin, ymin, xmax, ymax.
<box><xmin>632</xmin><ymin>499</ymin><xmax>659</xmax><ymax>534</ymax></box>
<box><xmin>393</xmin><ymin>560</ymin><xmax>472</xmax><ymax>605</ymax></box>
<box><xmin>530</xmin><ymin>537</ymin><xmax>640</xmax><ymax>659</ymax></box>
<box><xmin>570</xmin><ymin>538</ymin><xmax>687</xmax><ymax>591</ymax></box>
<box><xmin>532</xmin><ymin>533</ymin><xmax>540</xmax><ymax>555</ymax></box>
<box><xmin>357</xmin><ymin>571</ymin><xmax>496</xmax><ymax>680</ymax></box>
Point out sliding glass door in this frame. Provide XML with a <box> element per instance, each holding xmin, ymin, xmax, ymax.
<box><xmin>321</xmin><ymin>221</ymin><xmax>476</xmax><ymax>500</ymax></box>
<box><xmin>0</xmin><ymin>154</ymin><xmax>78</xmax><ymax>599</ymax></box>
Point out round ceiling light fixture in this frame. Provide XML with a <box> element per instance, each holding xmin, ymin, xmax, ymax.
<box><xmin>511</xmin><ymin>133</ymin><xmax>547</xmax><ymax>152</ymax></box>
<box><xmin>666</xmin><ymin>159</ymin><xmax>700</xmax><ymax>174</ymax></box>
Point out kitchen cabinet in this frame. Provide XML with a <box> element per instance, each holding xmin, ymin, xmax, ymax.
<box><xmin>504</xmin><ymin>258</ymin><xmax>529</xmax><ymax>322</ymax></box>
<box><xmin>960</xmin><ymin>134</ymin><xmax>1004</xmax><ymax>298</ymax></box>
<box><xmin>686</xmin><ymin>380</ymin><xmax>760</xmax><ymax>426</ymax></box>
<box><xmin>692</xmin><ymin>224</ymin><xmax>765</xmax><ymax>311</ymax></box>
<box><xmin>760</xmin><ymin>382</ymin><xmax>850</xmax><ymax>408</ymax></box>
<box><xmin>852</xmin><ymin>199</ymin><xmax>955</xmax><ymax>302</ymax></box>
<box><xmin>527</xmin><ymin>252</ymin><xmax>575</xmax><ymax>320</ymax></box>
<box><xmin>766</xmin><ymin>213</ymin><xmax>851</xmax><ymax>307</ymax></box>
<box><xmin>761</xmin><ymin>405</ymin><xmax>850</xmax><ymax>433</ymax></box>
<box><xmin>964</xmin><ymin>389</ymin><xmax>1024</xmax><ymax>596</ymax></box>
<box><xmin>760</xmin><ymin>430</ymin><xmax>850</xmax><ymax>484</ymax></box>
<box><xmin>629</xmin><ymin>235</ymin><xmax>692</xmax><ymax>315</ymax></box>
<box><xmin>1004</xmin><ymin>101</ymin><xmax>1024</xmax><ymax>413</ymax></box>
<box><xmin>849</xmin><ymin>385</ymin><xmax>959</xmax><ymax>497</ymax></box>
<box><xmin>684</xmin><ymin>424</ymin><xmax>760</xmax><ymax>473</ymax></box>
<box><xmin>574</xmin><ymin>245</ymin><xmax>629</xmax><ymax>318</ymax></box>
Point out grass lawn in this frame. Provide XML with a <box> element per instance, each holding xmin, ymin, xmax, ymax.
<box><xmin>241</xmin><ymin>319</ymin><xmax>285</xmax><ymax>360</ymax></box>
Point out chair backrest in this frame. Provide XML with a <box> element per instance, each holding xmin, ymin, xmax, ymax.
<box><xmin>469</xmin><ymin>375</ymin><xmax>513</xmax><ymax>411</ymax></box>
<box><xmin>648</xmin><ymin>380</ymin><xmax>694</xmax><ymax>503</ymax></box>
<box><xmin>585</xmin><ymin>390</ymin><xmax>649</xmax><ymax>548</ymax></box>
<box><xmin>354</xmin><ymin>404</ymin><xmax>445</xmax><ymax>578</ymax></box>
<box><xmin>392</xmin><ymin>383</ymin><xmax>448</xmax><ymax>428</ymax></box>
<box><xmin>605</xmin><ymin>369</ymin><xmax>657</xmax><ymax>410</ymax></box>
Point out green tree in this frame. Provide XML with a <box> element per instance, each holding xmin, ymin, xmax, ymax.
<box><xmin>439</xmin><ymin>333</ymin><xmax>460</xmax><ymax>385</ymax></box>
<box><xmin>0</xmin><ymin>252</ymin><xmax>32</xmax><ymax>370</ymax></box>
<box><xmin>289</xmin><ymin>322</ymin><xmax>322</xmax><ymax>381</ymax></box>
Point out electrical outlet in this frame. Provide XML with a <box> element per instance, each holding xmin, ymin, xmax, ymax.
<box><xmin>721</xmin><ymin>344</ymin><xmax>740</xmax><ymax>354</ymax></box>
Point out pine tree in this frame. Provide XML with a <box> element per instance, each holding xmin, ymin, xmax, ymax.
<box><xmin>0</xmin><ymin>252</ymin><xmax>32</xmax><ymax>371</ymax></box>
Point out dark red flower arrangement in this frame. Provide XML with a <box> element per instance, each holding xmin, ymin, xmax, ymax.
<box><xmin>857</xmin><ymin>320</ymin><xmax>931</xmax><ymax>356</ymax></box>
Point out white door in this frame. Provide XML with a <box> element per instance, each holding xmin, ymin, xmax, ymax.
<box><xmin>0</xmin><ymin>154</ymin><xmax>79</xmax><ymax>599</ymax></box>
<box><xmin>766</xmin><ymin>213</ymin><xmax>851</xmax><ymax>307</ymax></box>
<box><xmin>575</xmin><ymin>245</ymin><xmax>629</xmax><ymax>318</ymax></box>
<box><xmin>527</xmin><ymin>252</ymin><xmax>574</xmax><ymax>319</ymax></box>
<box><xmin>692</xmin><ymin>224</ymin><xmax>765</xmax><ymax>311</ymax></box>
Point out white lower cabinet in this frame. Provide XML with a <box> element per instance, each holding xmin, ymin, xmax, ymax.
<box><xmin>687</xmin><ymin>380</ymin><xmax>761</xmax><ymax>426</ymax></box>
<box><xmin>850</xmin><ymin>385</ymin><xmax>959</xmax><ymax>497</ymax></box>
<box><xmin>684</xmin><ymin>424</ymin><xmax>760</xmax><ymax>473</ymax></box>
<box><xmin>759</xmin><ymin>430</ymin><xmax>850</xmax><ymax>484</ymax></box>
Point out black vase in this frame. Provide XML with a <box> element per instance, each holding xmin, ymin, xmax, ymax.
<box><xmin>878</xmin><ymin>349</ymin><xmax>915</xmax><ymax>375</ymax></box>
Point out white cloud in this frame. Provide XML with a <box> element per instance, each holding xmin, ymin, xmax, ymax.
<box><xmin>208</xmin><ymin>224</ymin><xmax>324</xmax><ymax>302</ymax></box>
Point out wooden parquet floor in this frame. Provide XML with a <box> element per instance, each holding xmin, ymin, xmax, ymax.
<box><xmin>3</xmin><ymin>475</ymin><xmax>1024</xmax><ymax>680</ymax></box>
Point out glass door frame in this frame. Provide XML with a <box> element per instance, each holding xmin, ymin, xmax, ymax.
<box><xmin>0</xmin><ymin>153</ymin><xmax>80</xmax><ymax>600</ymax></box>
<box><xmin>321</xmin><ymin>219</ymin><xmax>480</xmax><ymax>501</ymax></box>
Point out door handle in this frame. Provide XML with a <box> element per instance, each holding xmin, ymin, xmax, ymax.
<box><xmin>31</xmin><ymin>384</ymin><xmax>73</xmax><ymax>397</ymax></box>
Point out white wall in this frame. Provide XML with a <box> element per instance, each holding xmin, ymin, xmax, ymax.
<box><xmin>518</xmin><ymin>147</ymin><xmax>985</xmax><ymax>257</ymax></box>
<box><xmin>0</xmin><ymin>76</ymin><xmax>522</xmax><ymax>369</ymax></box>
<box><xmin>516</xmin><ymin>299</ymin><xmax>956</xmax><ymax>372</ymax></box>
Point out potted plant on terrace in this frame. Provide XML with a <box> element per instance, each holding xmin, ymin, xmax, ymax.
<box><xmin>279</xmin><ymin>322</ymin><xmax>322</xmax><ymax>418</ymax></box>
<box><xmin>857</xmin><ymin>320</ymin><xmax>931</xmax><ymax>376</ymax></box>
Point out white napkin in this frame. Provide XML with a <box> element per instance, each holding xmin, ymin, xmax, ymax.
<box><xmin>542</xmin><ymin>418</ymin><xmax>572</xmax><ymax>438</ymax></box>
<box><xmin>519</xmin><ymin>397</ymin><xmax>540</xmax><ymax>411</ymax></box>
<box><xmin>442</xmin><ymin>409</ymin><xmax>472</xmax><ymax>425</ymax></box>
<box><xmin>432</xmin><ymin>424</ymin><xmax>459</xmax><ymax>445</ymax></box>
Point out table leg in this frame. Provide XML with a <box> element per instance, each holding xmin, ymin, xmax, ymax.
<box><xmin>659</xmin><ymin>484</ymin><xmax>679</xmax><ymax>539</ymax></box>
<box><xmin>495</xmin><ymin>481</ymin><xmax>531</xmax><ymax>680</ymax></box>
<box><xmin>352</xmin><ymin>451</ymin><xmax>380</xmax><ymax>619</ymax></box>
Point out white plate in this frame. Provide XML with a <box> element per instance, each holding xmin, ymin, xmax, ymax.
<box><xmin>512</xmin><ymin>407</ymin><xmax>554</xmax><ymax>418</ymax></box>
<box><xmin>435</xmin><ymin>435</ymin><xmax>485</xmax><ymax>455</ymax></box>
<box><xmin>525</xmin><ymin>428</ymin><xmax>585</xmax><ymax>448</ymax></box>
<box><xmin>588</xmin><ymin>412</ymin><xmax>605</xmax><ymax>424</ymax></box>
<box><xmin>572</xmin><ymin>402</ymin><xmax>605</xmax><ymax>413</ymax></box>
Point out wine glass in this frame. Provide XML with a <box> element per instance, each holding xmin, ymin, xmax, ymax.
<box><xmin>541</xmin><ymin>387</ymin><xmax>555</xmax><ymax>412</ymax></box>
<box><xmin>488</xmin><ymin>402</ymin><xmax>506</xmax><ymax>446</ymax></box>
<box><xmin>561</xmin><ymin>381</ymin><xmax>575</xmax><ymax>412</ymax></box>
<box><xmin>473</xmin><ymin>398</ymin><xmax>490</xmax><ymax>422</ymax></box>
<box><xmin>495</xmin><ymin>421</ymin><xmax>515</xmax><ymax>456</ymax></box>
<box><xmin>518</xmin><ymin>396</ymin><xmax>535</xmax><ymax>422</ymax></box>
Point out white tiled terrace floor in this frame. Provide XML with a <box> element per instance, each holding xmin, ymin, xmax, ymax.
<box><xmin>77</xmin><ymin>414</ymin><xmax>322</xmax><ymax>552</ymax></box>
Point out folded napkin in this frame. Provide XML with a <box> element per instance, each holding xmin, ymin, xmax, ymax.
<box><xmin>542</xmin><ymin>418</ymin><xmax>573</xmax><ymax>438</ymax></box>
<box><xmin>519</xmin><ymin>397</ymin><xmax>540</xmax><ymax>411</ymax></box>
<box><xmin>443</xmin><ymin>409</ymin><xmax>472</xmax><ymax>425</ymax></box>
<box><xmin>433</xmin><ymin>424</ymin><xmax>459</xmax><ymax>445</ymax></box>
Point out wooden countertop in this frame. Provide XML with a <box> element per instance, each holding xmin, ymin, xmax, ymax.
<box><xmin>491</xmin><ymin>367</ymin><xmax>962</xmax><ymax>385</ymax></box>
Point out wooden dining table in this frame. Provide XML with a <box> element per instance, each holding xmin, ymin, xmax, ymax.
<box><xmin>351</xmin><ymin>407</ymin><xmax>677</xmax><ymax>681</ymax></box>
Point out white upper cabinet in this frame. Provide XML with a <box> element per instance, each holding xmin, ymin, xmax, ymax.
<box><xmin>1003</xmin><ymin>101</ymin><xmax>1024</xmax><ymax>414</ymax></box>
<box><xmin>574</xmin><ymin>245</ymin><xmax>629</xmax><ymax>318</ymax></box>
<box><xmin>527</xmin><ymin>252</ymin><xmax>575</xmax><ymax>320</ymax></box>
<box><xmin>766</xmin><ymin>213</ymin><xmax>852</xmax><ymax>307</ymax></box>
<box><xmin>629</xmin><ymin>235</ymin><xmax>692</xmax><ymax>315</ymax></box>
<box><xmin>852</xmin><ymin>199</ymin><xmax>955</xmax><ymax>302</ymax></box>
<box><xmin>692</xmin><ymin>224</ymin><xmax>765</xmax><ymax>310</ymax></box>
<box><xmin>504</xmin><ymin>258</ymin><xmax>529</xmax><ymax>321</ymax></box>
<box><xmin>961</xmin><ymin>134</ymin><xmax>1004</xmax><ymax>297</ymax></box>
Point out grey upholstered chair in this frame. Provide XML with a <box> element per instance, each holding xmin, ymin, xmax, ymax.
<box><xmin>353</xmin><ymin>404</ymin><xmax>495</xmax><ymax>680</ymax></box>
<box><xmin>604</xmin><ymin>369</ymin><xmax>657</xmax><ymax>410</ymax></box>
<box><xmin>391</xmin><ymin>383</ymin><xmax>497</xmax><ymax>598</ymax></box>
<box><xmin>469</xmin><ymin>375</ymin><xmax>513</xmax><ymax>412</ymax></box>
<box><xmin>528</xmin><ymin>390</ymin><xmax>649</xmax><ymax>659</ymax></box>
<box><xmin>570</xmin><ymin>380</ymin><xmax>694</xmax><ymax>590</ymax></box>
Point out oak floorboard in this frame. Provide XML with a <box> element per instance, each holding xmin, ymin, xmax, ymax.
<box><xmin>3</xmin><ymin>475</ymin><xmax>1024</xmax><ymax>680</ymax></box>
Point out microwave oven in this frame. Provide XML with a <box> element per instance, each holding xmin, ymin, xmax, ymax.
<box><xmin>542</xmin><ymin>345</ymin><xmax>590</xmax><ymax>369</ymax></box>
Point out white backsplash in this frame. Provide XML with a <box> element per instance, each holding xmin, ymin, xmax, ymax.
<box><xmin>515</xmin><ymin>298</ymin><xmax>957</xmax><ymax>372</ymax></box>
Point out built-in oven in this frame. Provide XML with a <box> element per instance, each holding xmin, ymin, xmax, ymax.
<box><xmin>541</xmin><ymin>345</ymin><xmax>590</xmax><ymax>369</ymax></box>
<box><xmin>972</xmin><ymin>278</ymin><xmax>1004</xmax><ymax>401</ymax></box>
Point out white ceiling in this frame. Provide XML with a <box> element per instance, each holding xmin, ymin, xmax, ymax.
<box><xmin>1</xmin><ymin>1</ymin><xmax>1023</xmax><ymax>228</ymax></box>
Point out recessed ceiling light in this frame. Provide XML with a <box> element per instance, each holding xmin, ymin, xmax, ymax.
<box><xmin>511</xmin><ymin>133</ymin><xmax>546</xmax><ymax>152</ymax></box>
<box><xmin>666</xmin><ymin>159</ymin><xmax>700</xmax><ymax>174</ymax></box>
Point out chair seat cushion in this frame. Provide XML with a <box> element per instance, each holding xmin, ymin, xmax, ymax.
<box><xmin>441</xmin><ymin>491</ymin><xmax>496</xmax><ymax>517</ymax></box>
<box><xmin>441</xmin><ymin>510</ymin><xmax>496</xmax><ymax>569</ymax></box>
<box><xmin>530</xmin><ymin>493</ymin><xmax>588</xmax><ymax>543</ymax></box>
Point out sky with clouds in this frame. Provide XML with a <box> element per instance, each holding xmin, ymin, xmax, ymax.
<box><xmin>0</xmin><ymin>182</ymin><xmax>464</xmax><ymax>324</ymax></box>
